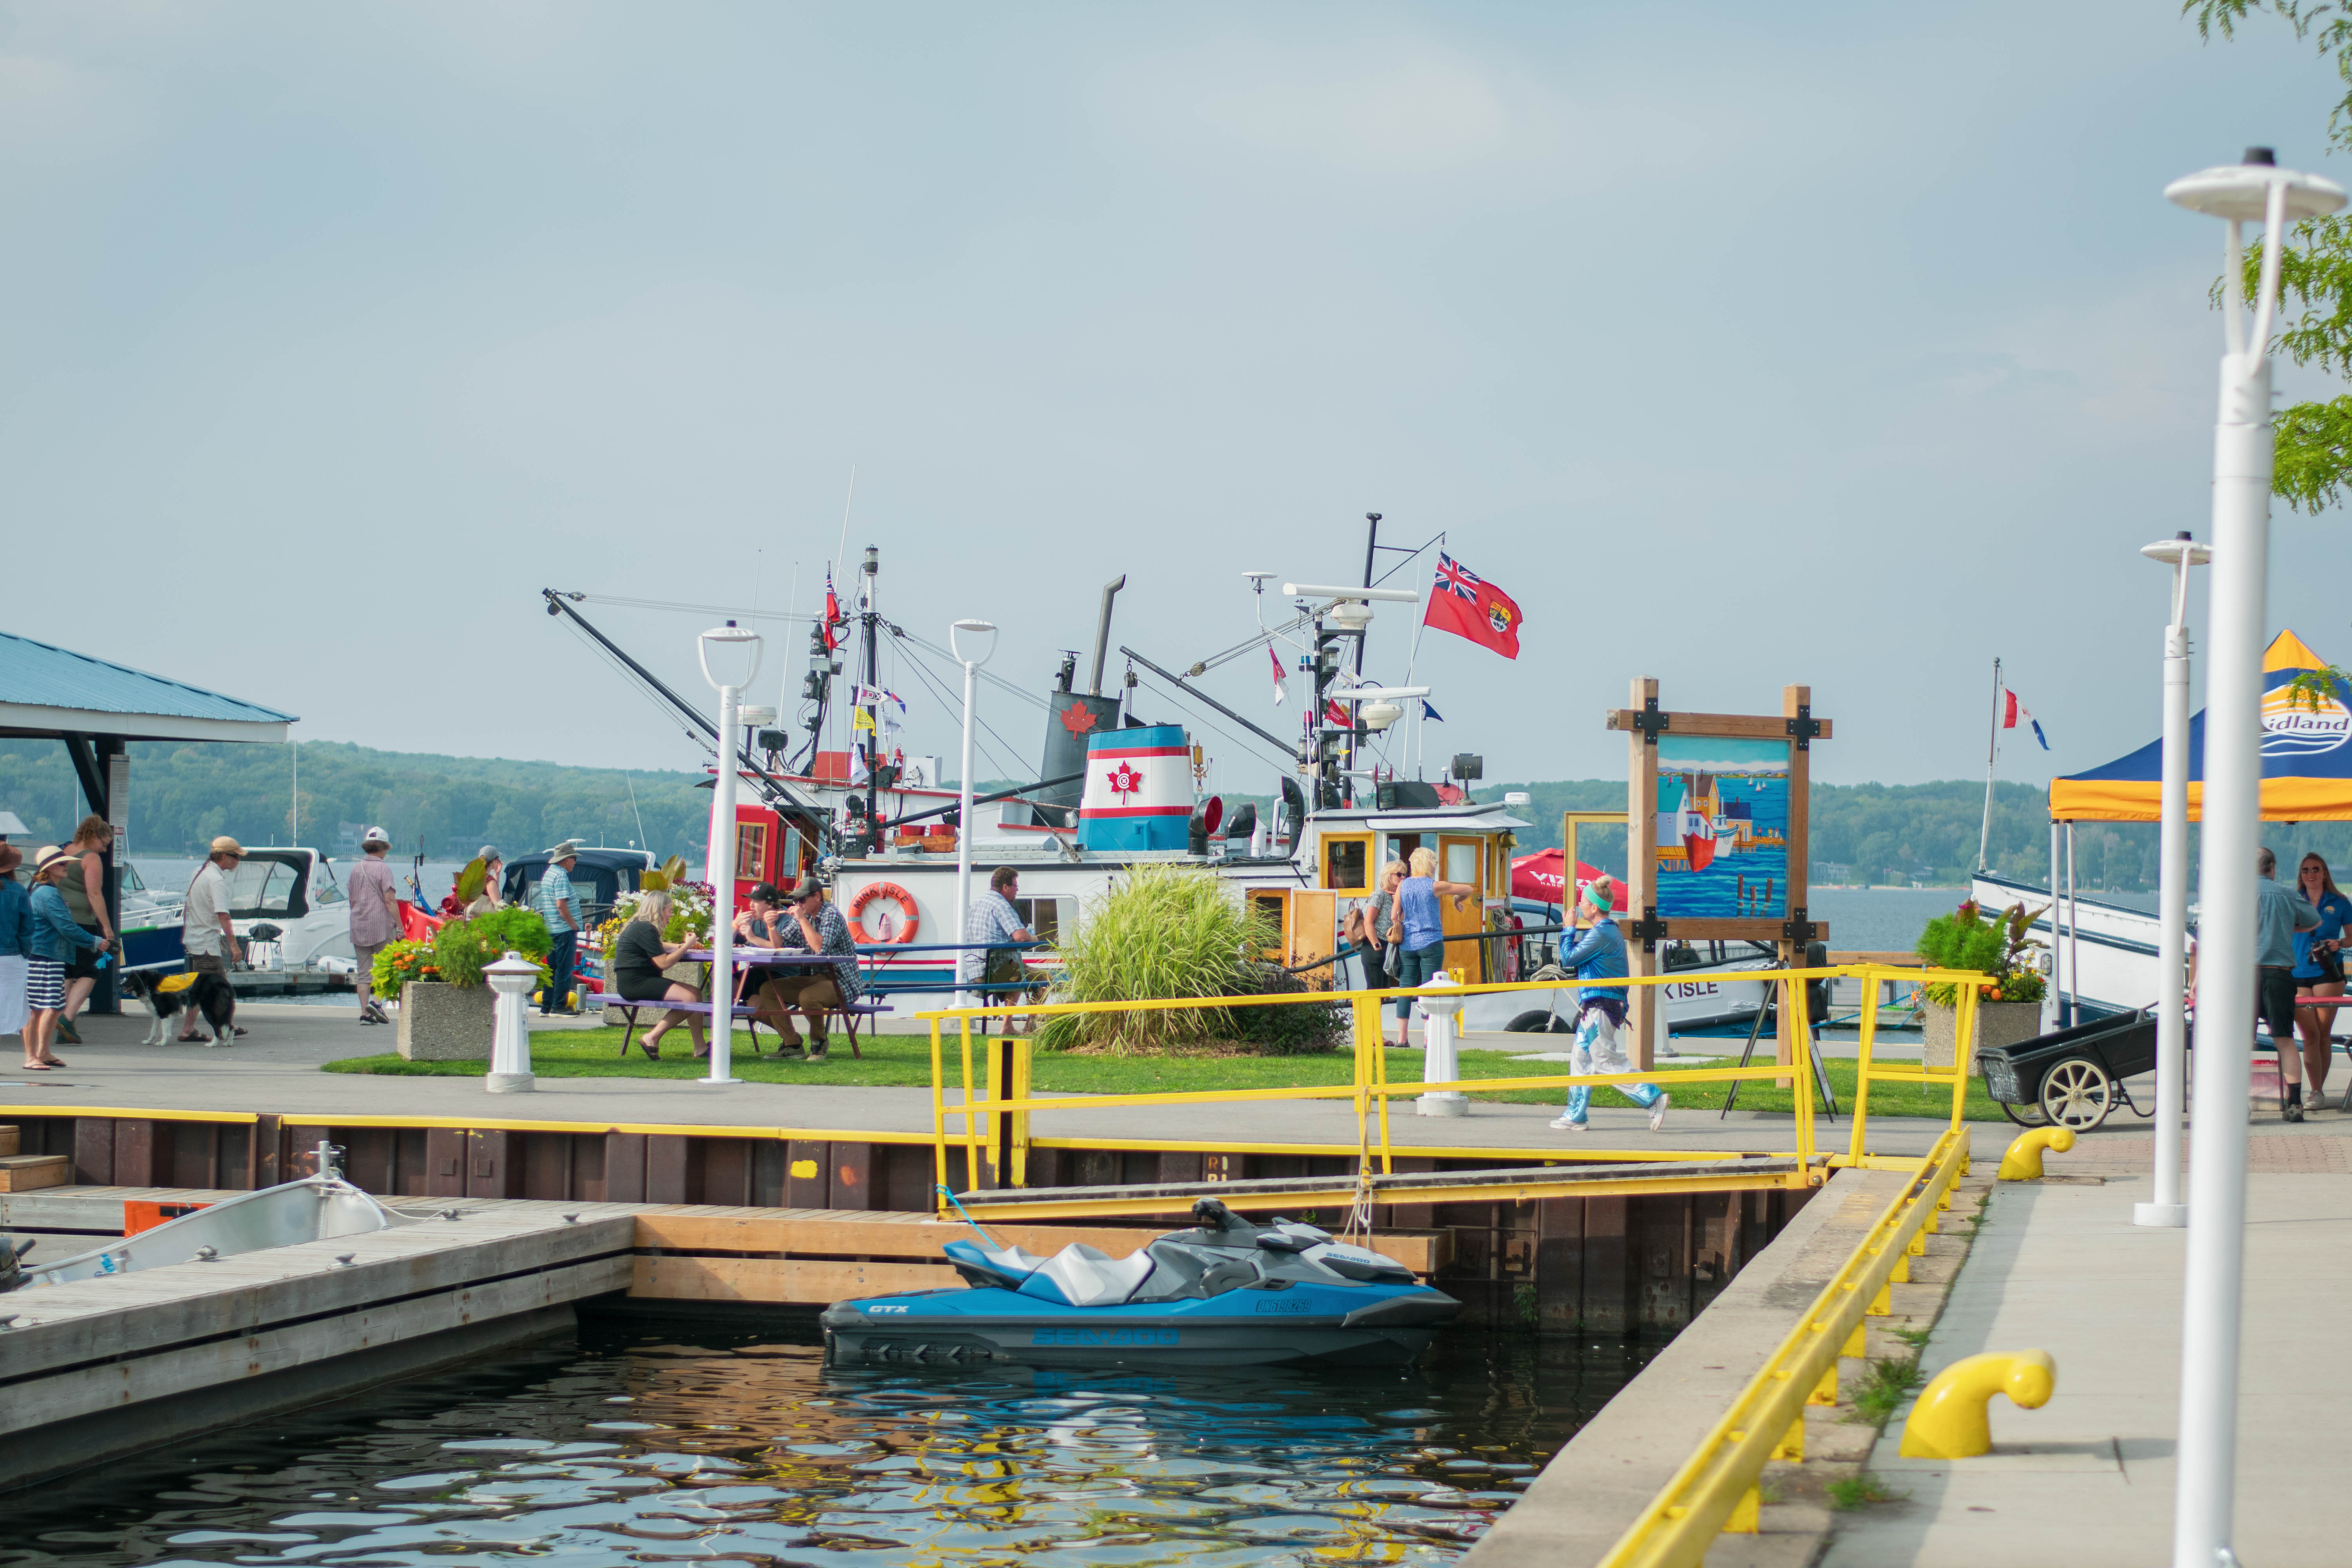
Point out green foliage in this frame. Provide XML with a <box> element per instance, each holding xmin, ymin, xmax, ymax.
<box><xmin>1846</xmin><ymin>1355</ymin><xmax>1924</xmax><ymax>1426</ymax></box>
<box><xmin>429</xmin><ymin>907</ymin><xmax>552</xmax><ymax>989</ymax></box>
<box><xmin>452</xmin><ymin>857</ymin><xmax>490</xmax><ymax>904</ymax></box>
<box><xmin>1826</xmin><ymin>1474</ymin><xmax>1907</xmax><ymax>1510</ymax></box>
<box><xmin>371</xmin><ymin>939</ymin><xmax>437</xmax><ymax>995</ymax></box>
<box><xmin>1915</xmin><ymin>900</ymin><xmax>2046</xmax><ymax>1005</ymax></box>
<box><xmin>1227</xmin><ymin>962</ymin><xmax>1350</xmax><ymax>1054</ymax></box>
<box><xmin>1036</xmin><ymin>865</ymin><xmax>1284</xmax><ymax>1053</ymax></box>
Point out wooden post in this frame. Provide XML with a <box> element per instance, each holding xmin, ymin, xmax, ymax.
<box><xmin>1628</xmin><ymin>677</ymin><xmax>1660</xmax><ymax>1071</ymax></box>
<box><xmin>1777</xmin><ymin>684</ymin><xmax>1814</xmax><ymax>1085</ymax></box>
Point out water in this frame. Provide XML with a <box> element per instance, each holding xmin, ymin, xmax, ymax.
<box><xmin>0</xmin><ymin>1323</ymin><xmax>1646</xmax><ymax>1567</ymax></box>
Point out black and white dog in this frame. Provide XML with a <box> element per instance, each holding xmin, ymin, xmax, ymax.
<box><xmin>122</xmin><ymin>969</ymin><xmax>239</xmax><ymax>1045</ymax></box>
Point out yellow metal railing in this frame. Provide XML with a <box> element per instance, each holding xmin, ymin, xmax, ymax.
<box><xmin>1594</xmin><ymin>1123</ymin><xmax>1973</xmax><ymax>1564</ymax></box>
<box><xmin>919</xmin><ymin>962</ymin><xmax>1991</xmax><ymax>1206</ymax></box>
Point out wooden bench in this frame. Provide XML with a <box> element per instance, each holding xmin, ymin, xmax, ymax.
<box><xmin>594</xmin><ymin>995</ymin><xmax>889</xmax><ymax>1059</ymax></box>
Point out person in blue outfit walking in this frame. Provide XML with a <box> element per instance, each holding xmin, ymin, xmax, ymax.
<box><xmin>25</xmin><ymin>847</ymin><xmax>102</xmax><ymax>1070</ymax></box>
<box><xmin>1548</xmin><ymin>875</ymin><xmax>1670</xmax><ymax>1134</ymax></box>
<box><xmin>1389</xmin><ymin>847</ymin><xmax>1481</xmax><ymax>1045</ymax></box>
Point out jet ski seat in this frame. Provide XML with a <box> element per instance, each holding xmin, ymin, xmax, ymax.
<box><xmin>943</xmin><ymin>1240</ymin><xmax>1053</xmax><ymax>1289</ymax></box>
<box><xmin>1016</xmin><ymin>1243</ymin><xmax>1157</xmax><ymax>1307</ymax></box>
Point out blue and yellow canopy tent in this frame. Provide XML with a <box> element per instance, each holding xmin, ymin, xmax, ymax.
<box><xmin>2050</xmin><ymin>630</ymin><xmax>2352</xmax><ymax>821</ymax></box>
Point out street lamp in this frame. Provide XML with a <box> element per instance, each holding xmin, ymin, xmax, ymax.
<box><xmin>698</xmin><ymin>619</ymin><xmax>764</xmax><ymax>1087</ymax></box>
<box><xmin>951</xmin><ymin>619</ymin><xmax>998</xmax><ymax>1013</ymax></box>
<box><xmin>2136</xmin><ymin>531</ymin><xmax>2209</xmax><ymax>1232</ymax></box>
<box><xmin>2164</xmin><ymin>147</ymin><xmax>2345</xmax><ymax>1568</ymax></box>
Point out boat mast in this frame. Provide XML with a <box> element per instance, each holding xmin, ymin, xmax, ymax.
<box><xmin>1977</xmin><ymin>657</ymin><xmax>2002</xmax><ymax>871</ymax></box>
<box><xmin>862</xmin><ymin>545</ymin><xmax>881</xmax><ymax>853</ymax></box>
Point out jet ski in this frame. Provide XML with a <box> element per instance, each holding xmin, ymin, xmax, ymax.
<box><xmin>821</xmin><ymin>1198</ymin><xmax>1459</xmax><ymax>1368</ymax></box>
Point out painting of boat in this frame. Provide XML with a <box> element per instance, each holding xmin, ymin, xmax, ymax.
<box><xmin>1679</xmin><ymin>782</ymin><xmax>1719</xmax><ymax>872</ymax></box>
<box><xmin>1653</xmin><ymin>737</ymin><xmax>1793</xmax><ymax>920</ymax></box>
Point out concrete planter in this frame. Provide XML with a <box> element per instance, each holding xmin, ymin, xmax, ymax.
<box><xmin>397</xmin><ymin>980</ymin><xmax>495</xmax><ymax>1061</ymax></box>
<box><xmin>1922</xmin><ymin>998</ymin><xmax>2042</xmax><ymax>1071</ymax></box>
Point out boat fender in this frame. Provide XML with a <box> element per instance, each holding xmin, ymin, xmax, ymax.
<box><xmin>848</xmin><ymin>881</ymin><xmax>920</xmax><ymax>944</ymax></box>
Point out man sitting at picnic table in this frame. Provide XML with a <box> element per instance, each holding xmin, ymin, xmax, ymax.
<box><xmin>754</xmin><ymin>879</ymin><xmax>862</xmax><ymax>1062</ymax></box>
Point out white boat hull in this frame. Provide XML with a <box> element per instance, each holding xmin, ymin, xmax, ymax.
<box><xmin>12</xmin><ymin>1175</ymin><xmax>410</xmax><ymax>1289</ymax></box>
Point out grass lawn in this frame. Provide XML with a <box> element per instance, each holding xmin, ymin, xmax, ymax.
<box><xmin>324</xmin><ymin>1029</ymin><xmax>2003</xmax><ymax>1121</ymax></box>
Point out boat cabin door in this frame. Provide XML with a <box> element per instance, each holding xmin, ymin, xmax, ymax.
<box><xmin>1439</xmin><ymin>835</ymin><xmax>1488</xmax><ymax>983</ymax></box>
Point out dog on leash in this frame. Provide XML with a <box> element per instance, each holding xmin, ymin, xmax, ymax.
<box><xmin>122</xmin><ymin>969</ymin><xmax>238</xmax><ymax>1045</ymax></box>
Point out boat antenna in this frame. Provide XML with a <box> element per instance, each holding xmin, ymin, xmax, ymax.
<box><xmin>624</xmin><ymin>771</ymin><xmax>647</xmax><ymax>852</ymax></box>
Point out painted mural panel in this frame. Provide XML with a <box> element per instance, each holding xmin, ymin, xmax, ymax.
<box><xmin>1651</xmin><ymin>735</ymin><xmax>1791</xmax><ymax>920</ymax></box>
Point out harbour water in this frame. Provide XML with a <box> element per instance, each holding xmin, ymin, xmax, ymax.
<box><xmin>0</xmin><ymin>1323</ymin><xmax>1650</xmax><ymax>1567</ymax></box>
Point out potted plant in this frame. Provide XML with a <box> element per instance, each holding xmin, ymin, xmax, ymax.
<box><xmin>385</xmin><ymin>908</ymin><xmax>552</xmax><ymax>1062</ymax></box>
<box><xmin>1914</xmin><ymin>900</ymin><xmax>2047</xmax><ymax>1070</ymax></box>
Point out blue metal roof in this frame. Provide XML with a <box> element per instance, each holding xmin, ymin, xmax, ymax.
<box><xmin>0</xmin><ymin>630</ymin><xmax>294</xmax><ymax>725</ymax></box>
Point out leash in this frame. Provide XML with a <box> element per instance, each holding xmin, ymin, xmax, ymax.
<box><xmin>934</xmin><ymin>1184</ymin><xmax>1005</xmax><ymax>1250</ymax></box>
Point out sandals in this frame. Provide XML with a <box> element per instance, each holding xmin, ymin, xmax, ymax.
<box><xmin>20</xmin><ymin>1062</ymin><xmax>51</xmax><ymax>1072</ymax></box>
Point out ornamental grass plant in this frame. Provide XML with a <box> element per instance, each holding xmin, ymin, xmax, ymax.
<box><xmin>1036</xmin><ymin>865</ymin><xmax>1341</xmax><ymax>1054</ymax></box>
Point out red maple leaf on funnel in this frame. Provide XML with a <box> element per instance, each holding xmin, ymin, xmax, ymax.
<box><xmin>1106</xmin><ymin>762</ymin><xmax>1143</xmax><ymax>802</ymax></box>
<box><xmin>1059</xmin><ymin>703</ymin><xmax>1100</xmax><ymax>736</ymax></box>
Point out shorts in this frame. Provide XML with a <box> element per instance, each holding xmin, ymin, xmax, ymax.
<box><xmin>759</xmin><ymin>974</ymin><xmax>844</xmax><ymax>1011</ymax></box>
<box><xmin>617</xmin><ymin>971</ymin><xmax>681</xmax><ymax>1004</ymax></box>
<box><xmin>64</xmin><ymin>927</ymin><xmax>105</xmax><ymax>981</ymax></box>
<box><xmin>187</xmin><ymin>952</ymin><xmax>231</xmax><ymax>979</ymax></box>
<box><xmin>27</xmin><ymin>958</ymin><xmax>64</xmax><ymax>1013</ymax></box>
<box><xmin>2298</xmin><ymin>949</ymin><xmax>2346</xmax><ymax>988</ymax></box>
<box><xmin>2259</xmin><ymin>966</ymin><xmax>2299</xmax><ymax>1045</ymax></box>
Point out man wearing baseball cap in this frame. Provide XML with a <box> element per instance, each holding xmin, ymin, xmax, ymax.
<box><xmin>347</xmin><ymin>827</ymin><xmax>401</xmax><ymax>1026</ymax></box>
<box><xmin>178</xmin><ymin>836</ymin><xmax>246</xmax><ymax>1044</ymax></box>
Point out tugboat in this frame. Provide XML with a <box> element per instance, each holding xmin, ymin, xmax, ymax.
<box><xmin>822</xmin><ymin>1199</ymin><xmax>1459</xmax><ymax>1367</ymax></box>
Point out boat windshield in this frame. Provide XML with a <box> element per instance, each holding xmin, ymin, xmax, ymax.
<box><xmin>119</xmin><ymin>862</ymin><xmax>147</xmax><ymax>894</ymax></box>
<box><xmin>226</xmin><ymin>853</ymin><xmax>306</xmax><ymax>918</ymax></box>
<box><xmin>310</xmin><ymin>857</ymin><xmax>344</xmax><ymax>905</ymax></box>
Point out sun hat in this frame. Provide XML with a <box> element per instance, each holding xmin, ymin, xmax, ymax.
<box><xmin>210</xmin><ymin>835</ymin><xmax>247</xmax><ymax>858</ymax></box>
<box><xmin>34</xmin><ymin>846</ymin><xmax>77</xmax><ymax>878</ymax></box>
<box><xmin>544</xmin><ymin>839</ymin><xmax>583</xmax><ymax>860</ymax></box>
<box><xmin>1581</xmin><ymin>874</ymin><xmax>1615</xmax><ymax>911</ymax></box>
<box><xmin>479</xmin><ymin>844</ymin><xmax>500</xmax><ymax>862</ymax></box>
<box><xmin>361</xmin><ymin>826</ymin><xmax>390</xmax><ymax>847</ymax></box>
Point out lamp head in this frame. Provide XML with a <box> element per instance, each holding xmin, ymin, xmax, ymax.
<box><xmin>2166</xmin><ymin>150</ymin><xmax>2346</xmax><ymax>222</ymax></box>
<box><xmin>2139</xmin><ymin>532</ymin><xmax>2213</xmax><ymax>568</ymax></box>
<box><xmin>950</xmin><ymin>617</ymin><xmax>998</xmax><ymax>666</ymax></box>
<box><xmin>698</xmin><ymin>619</ymin><xmax>765</xmax><ymax>692</ymax></box>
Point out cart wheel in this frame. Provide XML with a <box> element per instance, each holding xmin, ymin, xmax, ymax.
<box><xmin>2039</xmin><ymin>1057</ymin><xmax>2114</xmax><ymax>1131</ymax></box>
<box><xmin>1999</xmin><ymin>1098</ymin><xmax>2051</xmax><ymax>1129</ymax></box>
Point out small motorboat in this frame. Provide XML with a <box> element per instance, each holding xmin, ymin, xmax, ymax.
<box><xmin>821</xmin><ymin>1199</ymin><xmax>1459</xmax><ymax>1368</ymax></box>
<box><xmin>4</xmin><ymin>1144</ymin><xmax>410</xmax><ymax>1290</ymax></box>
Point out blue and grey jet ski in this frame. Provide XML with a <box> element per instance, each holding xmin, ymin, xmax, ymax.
<box><xmin>822</xmin><ymin>1198</ymin><xmax>1459</xmax><ymax>1368</ymax></box>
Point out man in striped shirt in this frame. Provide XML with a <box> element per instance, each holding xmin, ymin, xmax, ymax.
<box><xmin>535</xmin><ymin>842</ymin><xmax>582</xmax><ymax>1015</ymax></box>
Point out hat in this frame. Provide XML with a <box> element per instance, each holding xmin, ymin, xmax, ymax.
<box><xmin>1580</xmin><ymin>874</ymin><xmax>1615</xmax><ymax>911</ymax></box>
<box><xmin>478</xmin><ymin>844</ymin><xmax>501</xmax><ymax>862</ymax></box>
<box><xmin>545</xmin><ymin>839</ymin><xmax>582</xmax><ymax>860</ymax></box>
<box><xmin>34</xmin><ymin>846</ymin><xmax>76</xmax><ymax>878</ymax></box>
<box><xmin>361</xmin><ymin>826</ymin><xmax>390</xmax><ymax>847</ymax></box>
<box><xmin>210</xmin><ymin>835</ymin><xmax>247</xmax><ymax>858</ymax></box>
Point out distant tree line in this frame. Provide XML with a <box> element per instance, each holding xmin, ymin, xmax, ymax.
<box><xmin>0</xmin><ymin>739</ymin><xmax>710</xmax><ymax>862</ymax></box>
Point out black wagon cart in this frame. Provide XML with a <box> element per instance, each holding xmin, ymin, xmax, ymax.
<box><xmin>1978</xmin><ymin>1009</ymin><xmax>2161</xmax><ymax>1131</ymax></box>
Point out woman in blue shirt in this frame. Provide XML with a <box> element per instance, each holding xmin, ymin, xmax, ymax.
<box><xmin>1388</xmin><ymin>847</ymin><xmax>1479</xmax><ymax>1044</ymax></box>
<box><xmin>0</xmin><ymin>846</ymin><xmax>33</xmax><ymax>1048</ymax></box>
<box><xmin>2292</xmin><ymin>853</ymin><xmax>2352</xmax><ymax>1106</ymax></box>
<box><xmin>1547</xmin><ymin>875</ymin><xmax>1670</xmax><ymax>1134</ymax></box>
<box><xmin>25</xmin><ymin>848</ymin><xmax>100</xmax><ymax>1069</ymax></box>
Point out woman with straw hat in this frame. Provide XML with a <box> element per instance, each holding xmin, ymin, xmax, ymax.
<box><xmin>24</xmin><ymin>846</ymin><xmax>102</xmax><ymax>1069</ymax></box>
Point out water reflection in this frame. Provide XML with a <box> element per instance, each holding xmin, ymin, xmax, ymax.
<box><xmin>0</xmin><ymin>1322</ymin><xmax>1648</xmax><ymax>1567</ymax></box>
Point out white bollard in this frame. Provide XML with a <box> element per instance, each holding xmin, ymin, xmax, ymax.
<box><xmin>1416</xmin><ymin>972</ymin><xmax>1468</xmax><ymax>1117</ymax></box>
<box><xmin>485</xmin><ymin>950</ymin><xmax>538</xmax><ymax>1094</ymax></box>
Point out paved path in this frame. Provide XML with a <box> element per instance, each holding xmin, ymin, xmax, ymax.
<box><xmin>4</xmin><ymin>1008</ymin><xmax>2021</xmax><ymax>1158</ymax></box>
<box><xmin>1823</xmin><ymin>1154</ymin><xmax>2352</xmax><ymax>1566</ymax></box>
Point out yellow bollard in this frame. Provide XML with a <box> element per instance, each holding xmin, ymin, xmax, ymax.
<box><xmin>1998</xmin><ymin>1125</ymin><xmax>2077</xmax><ymax>1180</ymax></box>
<box><xmin>1898</xmin><ymin>1349</ymin><xmax>2057</xmax><ymax>1459</ymax></box>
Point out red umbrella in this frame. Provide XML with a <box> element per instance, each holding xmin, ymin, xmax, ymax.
<box><xmin>1510</xmin><ymin>848</ymin><xmax>1626</xmax><ymax>911</ymax></box>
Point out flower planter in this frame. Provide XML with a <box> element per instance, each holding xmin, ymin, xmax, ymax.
<box><xmin>397</xmin><ymin>980</ymin><xmax>496</xmax><ymax>1061</ymax></box>
<box><xmin>1923</xmin><ymin>998</ymin><xmax>2042</xmax><ymax>1072</ymax></box>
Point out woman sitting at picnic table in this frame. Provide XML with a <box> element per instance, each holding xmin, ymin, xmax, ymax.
<box><xmin>610</xmin><ymin>890</ymin><xmax>706</xmax><ymax>1060</ymax></box>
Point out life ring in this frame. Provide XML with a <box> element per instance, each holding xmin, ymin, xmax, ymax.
<box><xmin>849</xmin><ymin>880</ymin><xmax>920</xmax><ymax>944</ymax></box>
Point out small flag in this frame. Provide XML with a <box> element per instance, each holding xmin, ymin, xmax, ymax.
<box><xmin>2002</xmin><ymin>690</ymin><xmax>2049</xmax><ymax>750</ymax></box>
<box><xmin>823</xmin><ymin>568</ymin><xmax>843</xmax><ymax>653</ymax></box>
<box><xmin>1423</xmin><ymin>552</ymin><xmax>1524</xmax><ymax>659</ymax></box>
<box><xmin>1421</xmin><ymin>699</ymin><xmax>1445</xmax><ymax>722</ymax></box>
<box><xmin>1270</xmin><ymin>646</ymin><xmax>1288</xmax><ymax>706</ymax></box>
<box><xmin>1325</xmin><ymin>697</ymin><xmax>1352</xmax><ymax>728</ymax></box>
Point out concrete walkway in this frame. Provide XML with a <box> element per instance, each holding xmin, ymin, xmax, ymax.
<box><xmin>4</xmin><ymin>1007</ymin><xmax>2019</xmax><ymax>1159</ymax></box>
<box><xmin>1824</xmin><ymin>1162</ymin><xmax>2352</xmax><ymax>1567</ymax></box>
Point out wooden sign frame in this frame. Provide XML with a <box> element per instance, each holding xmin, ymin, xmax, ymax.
<box><xmin>1604</xmin><ymin>680</ymin><xmax>1832</xmax><ymax>1070</ymax></box>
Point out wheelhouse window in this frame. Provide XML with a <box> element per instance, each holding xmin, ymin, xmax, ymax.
<box><xmin>1322</xmin><ymin>835</ymin><xmax>1370</xmax><ymax>894</ymax></box>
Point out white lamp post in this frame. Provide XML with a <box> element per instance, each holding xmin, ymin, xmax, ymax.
<box><xmin>951</xmin><ymin>619</ymin><xmax>998</xmax><ymax>1012</ymax></box>
<box><xmin>2136</xmin><ymin>533</ymin><xmax>2209</xmax><ymax>1231</ymax></box>
<box><xmin>699</xmin><ymin>619</ymin><xmax>764</xmax><ymax>1087</ymax></box>
<box><xmin>484</xmin><ymin>950</ymin><xmax>539</xmax><ymax>1093</ymax></box>
<box><xmin>2164</xmin><ymin>148</ymin><xmax>2345</xmax><ymax>1568</ymax></box>
<box><xmin>1415</xmin><ymin>972</ymin><xmax>1468</xmax><ymax>1116</ymax></box>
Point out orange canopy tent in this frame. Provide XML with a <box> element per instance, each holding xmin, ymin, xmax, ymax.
<box><xmin>2049</xmin><ymin>630</ymin><xmax>2352</xmax><ymax>822</ymax></box>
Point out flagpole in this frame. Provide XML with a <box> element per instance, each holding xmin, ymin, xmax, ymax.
<box><xmin>1403</xmin><ymin>533</ymin><xmax>1440</xmax><ymax>776</ymax></box>
<box><xmin>1978</xmin><ymin>657</ymin><xmax>2003</xmax><ymax>872</ymax></box>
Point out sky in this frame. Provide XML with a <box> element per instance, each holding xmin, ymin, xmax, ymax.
<box><xmin>4</xmin><ymin>1</ymin><xmax>2349</xmax><ymax>803</ymax></box>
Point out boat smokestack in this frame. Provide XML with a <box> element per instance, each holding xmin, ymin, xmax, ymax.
<box><xmin>1088</xmin><ymin>575</ymin><xmax>1127</xmax><ymax>695</ymax></box>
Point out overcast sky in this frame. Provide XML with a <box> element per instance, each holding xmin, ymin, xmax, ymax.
<box><xmin>4</xmin><ymin>2</ymin><xmax>2346</xmax><ymax>800</ymax></box>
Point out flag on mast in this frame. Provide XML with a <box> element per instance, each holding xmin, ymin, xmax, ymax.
<box><xmin>1269</xmin><ymin>646</ymin><xmax>1288</xmax><ymax>706</ymax></box>
<box><xmin>1423</xmin><ymin>553</ymin><xmax>1524</xmax><ymax>659</ymax></box>
<box><xmin>2002</xmin><ymin>689</ymin><xmax>2049</xmax><ymax>750</ymax></box>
